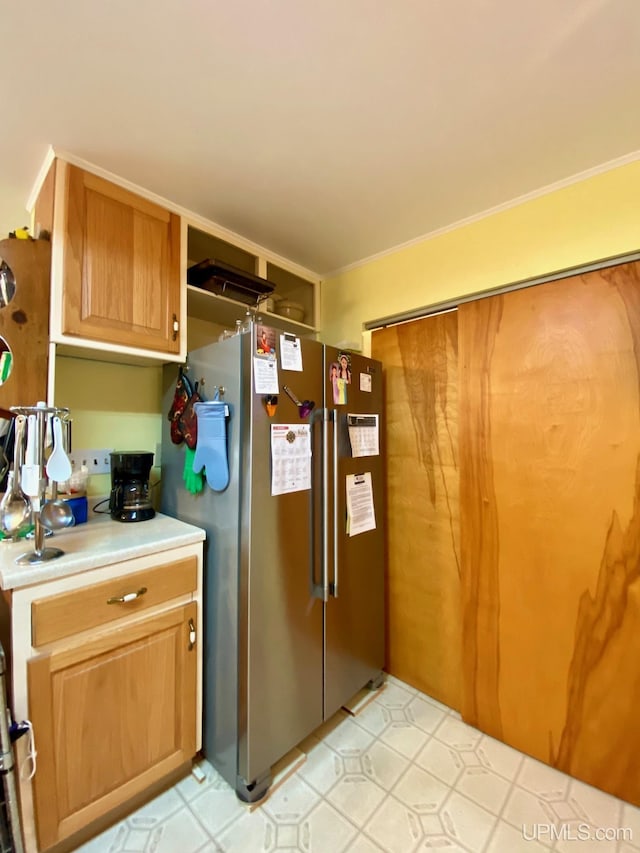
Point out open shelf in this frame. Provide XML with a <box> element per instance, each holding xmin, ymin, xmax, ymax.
<box><xmin>186</xmin><ymin>286</ymin><xmax>317</xmax><ymax>337</ymax></box>
<box><xmin>186</xmin><ymin>225</ymin><xmax>318</xmax><ymax>336</ymax></box>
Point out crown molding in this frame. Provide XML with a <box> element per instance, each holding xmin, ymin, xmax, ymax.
<box><xmin>323</xmin><ymin>149</ymin><xmax>640</xmax><ymax>279</ymax></box>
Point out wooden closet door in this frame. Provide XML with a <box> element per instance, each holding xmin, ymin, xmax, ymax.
<box><xmin>372</xmin><ymin>312</ymin><xmax>460</xmax><ymax>709</ymax></box>
<box><xmin>459</xmin><ymin>260</ymin><xmax>640</xmax><ymax>806</ymax></box>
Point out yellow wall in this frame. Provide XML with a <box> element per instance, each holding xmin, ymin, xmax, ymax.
<box><xmin>55</xmin><ymin>356</ymin><xmax>163</xmax><ymax>497</ymax></box>
<box><xmin>321</xmin><ymin>160</ymin><xmax>640</xmax><ymax>352</ymax></box>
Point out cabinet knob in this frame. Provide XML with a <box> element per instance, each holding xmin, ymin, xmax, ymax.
<box><xmin>106</xmin><ymin>586</ymin><xmax>148</xmax><ymax>605</ymax></box>
<box><xmin>172</xmin><ymin>314</ymin><xmax>179</xmax><ymax>341</ymax></box>
<box><xmin>188</xmin><ymin>617</ymin><xmax>196</xmax><ymax>650</ymax></box>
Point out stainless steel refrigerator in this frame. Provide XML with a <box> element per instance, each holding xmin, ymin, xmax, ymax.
<box><xmin>160</xmin><ymin>325</ymin><xmax>385</xmax><ymax>802</ymax></box>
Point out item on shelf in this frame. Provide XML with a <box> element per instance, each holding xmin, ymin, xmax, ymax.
<box><xmin>187</xmin><ymin>258</ymin><xmax>274</xmax><ymax>306</ymax></box>
<box><xmin>258</xmin><ymin>292</ymin><xmax>283</xmax><ymax>314</ymax></box>
<box><xmin>275</xmin><ymin>299</ymin><xmax>305</xmax><ymax>323</ymax></box>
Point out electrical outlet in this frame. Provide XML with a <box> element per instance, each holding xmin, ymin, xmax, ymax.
<box><xmin>69</xmin><ymin>448</ymin><xmax>113</xmax><ymax>475</ymax></box>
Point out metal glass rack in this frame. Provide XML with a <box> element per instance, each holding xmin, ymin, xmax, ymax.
<box><xmin>9</xmin><ymin>403</ymin><xmax>71</xmax><ymax>565</ymax></box>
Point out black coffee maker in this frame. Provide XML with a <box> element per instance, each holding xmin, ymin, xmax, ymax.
<box><xmin>109</xmin><ymin>451</ymin><xmax>155</xmax><ymax>522</ymax></box>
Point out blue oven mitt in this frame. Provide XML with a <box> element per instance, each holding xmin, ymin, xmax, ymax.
<box><xmin>192</xmin><ymin>401</ymin><xmax>230</xmax><ymax>491</ymax></box>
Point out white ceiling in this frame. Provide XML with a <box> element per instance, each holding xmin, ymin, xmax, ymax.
<box><xmin>3</xmin><ymin>0</ymin><xmax>640</xmax><ymax>276</ymax></box>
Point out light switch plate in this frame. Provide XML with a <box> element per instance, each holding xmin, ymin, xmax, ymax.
<box><xmin>68</xmin><ymin>448</ymin><xmax>113</xmax><ymax>475</ymax></box>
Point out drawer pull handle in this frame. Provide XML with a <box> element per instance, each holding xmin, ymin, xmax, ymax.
<box><xmin>188</xmin><ymin>618</ymin><xmax>196</xmax><ymax>650</ymax></box>
<box><xmin>107</xmin><ymin>587</ymin><xmax>148</xmax><ymax>605</ymax></box>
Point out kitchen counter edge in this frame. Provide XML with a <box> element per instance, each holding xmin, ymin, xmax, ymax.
<box><xmin>0</xmin><ymin>512</ymin><xmax>206</xmax><ymax>591</ymax></box>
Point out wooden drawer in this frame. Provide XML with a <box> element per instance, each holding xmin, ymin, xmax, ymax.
<box><xmin>31</xmin><ymin>557</ymin><xmax>197</xmax><ymax>647</ymax></box>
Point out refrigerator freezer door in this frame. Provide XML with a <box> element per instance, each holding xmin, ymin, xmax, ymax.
<box><xmin>324</xmin><ymin>348</ymin><xmax>386</xmax><ymax>719</ymax></box>
<box><xmin>161</xmin><ymin>335</ymin><xmax>244</xmax><ymax>791</ymax></box>
<box><xmin>240</xmin><ymin>330</ymin><xmax>326</xmax><ymax>789</ymax></box>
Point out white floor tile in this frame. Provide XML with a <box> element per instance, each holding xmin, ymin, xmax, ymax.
<box><xmin>553</xmin><ymin>823</ymin><xmax>619</xmax><ymax>853</ymax></box>
<box><xmin>375</xmin><ymin>680</ymin><xmax>416</xmax><ymax>708</ymax></box>
<box><xmin>74</xmin><ymin>823</ymin><xmax>127</xmax><ymax>852</ymax></box>
<box><xmin>363</xmin><ymin>795</ymin><xmax>423</xmax><ymax>853</ymax></box>
<box><xmin>148</xmin><ymin>806</ymin><xmax>211</xmax><ymax>853</ymax></box>
<box><xmin>454</xmin><ymin>766</ymin><xmax>511</xmax><ymax>815</ymax></box>
<box><xmin>176</xmin><ymin>759</ymin><xmax>228</xmax><ymax>803</ymax></box>
<box><xmin>392</xmin><ymin>764</ymin><xmax>450</xmax><ymax>813</ymax></box>
<box><xmin>379</xmin><ymin>719</ymin><xmax>430</xmax><ymax>759</ymax></box>
<box><xmin>321</xmin><ymin>714</ymin><xmax>377</xmax><ymax>753</ymax></box>
<box><xmin>345</xmin><ymin>834</ymin><xmax>387</xmax><ymax>852</ymax></box>
<box><xmin>438</xmin><ymin>791</ymin><xmax>496</xmax><ymax>852</ymax></box>
<box><xmin>188</xmin><ymin>783</ymin><xmax>248</xmax><ymax>838</ymax></box>
<box><xmin>432</xmin><ymin>717</ymin><xmax>483</xmax><ymax>752</ymax></box>
<box><xmin>406</xmin><ymin>695</ymin><xmax>448</xmax><ymax>734</ymax></box>
<box><xmin>516</xmin><ymin>755</ymin><xmax>570</xmax><ymax>801</ymax></box>
<box><xmin>351</xmin><ymin>699</ymin><xmax>391</xmax><ymax>737</ymax></box>
<box><xmin>383</xmin><ymin>674</ymin><xmax>418</xmax><ymax>697</ymax></box>
<box><xmin>213</xmin><ymin>809</ymin><xmax>274</xmax><ymax>853</ymax></box>
<box><xmin>327</xmin><ymin>775</ymin><xmax>386</xmax><ymax>828</ymax></box>
<box><xmin>263</xmin><ymin>775</ymin><xmax>323</xmax><ymax>822</ymax></box>
<box><xmin>475</xmin><ymin>733</ymin><xmax>524</xmax><ymax>781</ymax></box>
<box><xmin>360</xmin><ymin>739</ymin><xmax>410</xmax><ymax>790</ymax></box>
<box><xmin>567</xmin><ymin>776</ymin><xmax>624</xmax><ymax>827</ymax></box>
<box><xmin>485</xmin><ymin>819</ymin><xmax>551</xmax><ymax>852</ymax></box>
<box><xmin>502</xmin><ymin>785</ymin><xmax>560</xmax><ymax>830</ymax></box>
<box><xmin>297</xmin><ymin>740</ymin><xmax>343</xmax><ymax>794</ymax></box>
<box><xmin>73</xmin><ymin>676</ymin><xmax>638</xmax><ymax>853</ymax></box>
<box><xmin>621</xmin><ymin>802</ymin><xmax>640</xmax><ymax>848</ymax></box>
<box><xmin>127</xmin><ymin>786</ymin><xmax>185</xmax><ymax>826</ymax></box>
<box><xmin>305</xmin><ymin>800</ymin><xmax>359</xmax><ymax>852</ymax></box>
<box><xmin>415</xmin><ymin>737</ymin><xmax>464</xmax><ymax>787</ymax></box>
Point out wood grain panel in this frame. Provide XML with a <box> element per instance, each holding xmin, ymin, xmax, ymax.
<box><xmin>0</xmin><ymin>238</ymin><xmax>51</xmax><ymax>408</ymax></box>
<box><xmin>372</xmin><ymin>312</ymin><xmax>460</xmax><ymax>708</ymax></box>
<box><xmin>459</xmin><ymin>260</ymin><xmax>640</xmax><ymax>806</ymax></box>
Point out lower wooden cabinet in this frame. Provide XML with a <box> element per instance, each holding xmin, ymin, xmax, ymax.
<box><xmin>27</xmin><ymin>601</ymin><xmax>197</xmax><ymax>850</ymax></box>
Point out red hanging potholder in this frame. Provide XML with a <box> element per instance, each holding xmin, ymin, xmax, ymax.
<box><xmin>178</xmin><ymin>383</ymin><xmax>202</xmax><ymax>450</ymax></box>
<box><xmin>167</xmin><ymin>368</ymin><xmax>193</xmax><ymax>445</ymax></box>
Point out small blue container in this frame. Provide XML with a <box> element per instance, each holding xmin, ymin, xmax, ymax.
<box><xmin>65</xmin><ymin>495</ymin><xmax>88</xmax><ymax>525</ymax></box>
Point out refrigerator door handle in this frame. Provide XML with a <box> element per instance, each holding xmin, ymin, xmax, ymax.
<box><xmin>321</xmin><ymin>407</ymin><xmax>330</xmax><ymax>602</ymax></box>
<box><xmin>309</xmin><ymin>407</ymin><xmax>329</xmax><ymax>602</ymax></box>
<box><xmin>331</xmin><ymin>408</ymin><xmax>339</xmax><ymax>598</ymax></box>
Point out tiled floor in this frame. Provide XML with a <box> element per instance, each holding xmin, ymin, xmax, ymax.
<box><xmin>76</xmin><ymin>675</ymin><xmax>640</xmax><ymax>852</ymax></box>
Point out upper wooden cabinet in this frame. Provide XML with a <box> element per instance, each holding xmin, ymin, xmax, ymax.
<box><xmin>59</xmin><ymin>163</ymin><xmax>181</xmax><ymax>354</ymax></box>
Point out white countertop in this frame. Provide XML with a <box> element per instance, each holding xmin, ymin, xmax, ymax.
<box><xmin>0</xmin><ymin>508</ymin><xmax>205</xmax><ymax>591</ymax></box>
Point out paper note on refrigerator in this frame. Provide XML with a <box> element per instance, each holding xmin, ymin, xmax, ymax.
<box><xmin>279</xmin><ymin>333</ymin><xmax>303</xmax><ymax>371</ymax></box>
<box><xmin>347</xmin><ymin>414</ymin><xmax>379</xmax><ymax>457</ymax></box>
<box><xmin>270</xmin><ymin>424</ymin><xmax>312</xmax><ymax>495</ymax></box>
<box><xmin>253</xmin><ymin>355</ymin><xmax>279</xmax><ymax>394</ymax></box>
<box><xmin>346</xmin><ymin>472</ymin><xmax>376</xmax><ymax>536</ymax></box>
<box><xmin>359</xmin><ymin>372</ymin><xmax>372</xmax><ymax>392</ymax></box>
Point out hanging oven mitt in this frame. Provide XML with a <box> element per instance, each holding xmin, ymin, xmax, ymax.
<box><xmin>178</xmin><ymin>382</ymin><xmax>202</xmax><ymax>450</ymax></box>
<box><xmin>167</xmin><ymin>367</ymin><xmax>193</xmax><ymax>445</ymax></box>
<box><xmin>192</xmin><ymin>400</ymin><xmax>230</xmax><ymax>492</ymax></box>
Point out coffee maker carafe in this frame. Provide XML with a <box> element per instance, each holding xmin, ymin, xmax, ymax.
<box><xmin>109</xmin><ymin>451</ymin><xmax>155</xmax><ymax>522</ymax></box>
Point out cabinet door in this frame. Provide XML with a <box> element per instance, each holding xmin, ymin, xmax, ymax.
<box><xmin>28</xmin><ymin>602</ymin><xmax>197</xmax><ymax>850</ymax></box>
<box><xmin>63</xmin><ymin>164</ymin><xmax>181</xmax><ymax>353</ymax></box>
